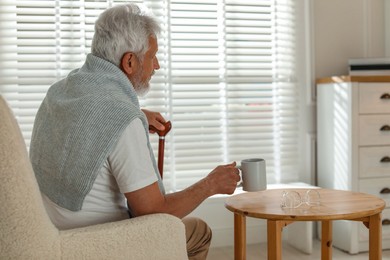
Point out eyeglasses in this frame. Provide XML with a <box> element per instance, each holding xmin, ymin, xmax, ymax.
<box><xmin>280</xmin><ymin>189</ymin><xmax>321</xmax><ymax>209</ymax></box>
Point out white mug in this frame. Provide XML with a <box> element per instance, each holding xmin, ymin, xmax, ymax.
<box><xmin>238</xmin><ymin>158</ymin><xmax>267</xmax><ymax>192</ymax></box>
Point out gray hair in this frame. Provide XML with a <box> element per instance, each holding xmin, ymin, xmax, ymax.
<box><xmin>91</xmin><ymin>4</ymin><xmax>160</xmax><ymax>66</ymax></box>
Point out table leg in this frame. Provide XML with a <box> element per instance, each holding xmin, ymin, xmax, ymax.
<box><xmin>234</xmin><ymin>213</ymin><xmax>246</xmax><ymax>260</ymax></box>
<box><xmin>369</xmin><ymin>213</ymin><xmax>382</xmax><ymax>260</ymax></box>
<box><xmin>267</xmin><ymin>220</ymin><xmax>283</xmax><ymax>260</ymax></box>
<box><xmin>321</xmin><ymin>220</ymin><xmax>332</xmax><ymax>260</ymax></box>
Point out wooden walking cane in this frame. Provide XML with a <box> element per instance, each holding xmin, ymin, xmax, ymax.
<box><xmin>149</xmin><ymin>121</ymin><xmax>172</xmax><ymax>179</ymax></box>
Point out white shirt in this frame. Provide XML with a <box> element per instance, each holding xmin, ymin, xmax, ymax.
<box><xmin>42</xmin><ymin>118</ymin><xmax>158</xmax><ymax>230</ymax></box>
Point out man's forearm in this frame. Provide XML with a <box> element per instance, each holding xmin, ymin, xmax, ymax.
<box><xmin>164</xmin><ymin>178</ymin><xmax>215</xmax><ymax>219</ymax></box>
<box><xmin>126</xmin><ymin>163</ymin><xmax>239</xmax><ymax>218</ymax></box>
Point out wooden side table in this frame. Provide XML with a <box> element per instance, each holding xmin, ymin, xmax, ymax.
<box><xmin>225</xmin><ymin>188</ymin><xmax>386</xmax><ymax>260</ymax></box>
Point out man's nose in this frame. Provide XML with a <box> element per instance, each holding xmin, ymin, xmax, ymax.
<box><xmin>154</xmin><ymin>57</ymin><xmax>160</xmax><ymax>70</ymax></box>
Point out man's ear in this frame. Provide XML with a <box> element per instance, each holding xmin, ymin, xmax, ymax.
<box><xmin>121</xmin><ymin>52</ymin><xmax>135</xmax><ymax>75</ymax></box>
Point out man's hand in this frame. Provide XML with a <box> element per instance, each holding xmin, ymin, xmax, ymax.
<box><xmin>205</xmin><ymin>162</ymin><xmax>241</xmax><ymax>195</ymax></box>
<box><xmin>141</xmin><ymin>109</ymin><xmax>166</xmax><ymax>133</ymax></box>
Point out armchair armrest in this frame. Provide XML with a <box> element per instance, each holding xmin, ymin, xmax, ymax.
<box><xmin>60</xmin><ymin>213</ymin><xmax>187</xmax><ymax>260</ymax></box>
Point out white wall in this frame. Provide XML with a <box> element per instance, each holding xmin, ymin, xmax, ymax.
<box><xmin>313</xmin><ymin>0</ymin><xmax>386</xmax><ymax>79</ymax></box>
<box><xmin>386</xmin><ymin>0</ymin><xmax>390</xmax><ymax>56</ymax></box>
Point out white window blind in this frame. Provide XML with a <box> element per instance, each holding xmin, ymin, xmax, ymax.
<box><xmin>0</xmin><ymin>0</ymin><xmax>304</xmax><ymax>192</ymax></box>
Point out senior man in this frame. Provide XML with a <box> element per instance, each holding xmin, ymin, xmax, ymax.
<box><xmin>29</xmin><ymin>4</ymin><xmax>240</xmax><ymax>260</ymax></box>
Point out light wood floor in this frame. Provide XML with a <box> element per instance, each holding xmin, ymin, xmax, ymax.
<box><xmin>207</xmin><ymin>239</ymin><xmax>390</xmax><ymax>259</ymax></box>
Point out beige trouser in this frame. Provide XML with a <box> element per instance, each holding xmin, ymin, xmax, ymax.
<box><xmin>183</xmin><ymin>217</ymin><xmax>212</xmax><ymax>260</ymax></box>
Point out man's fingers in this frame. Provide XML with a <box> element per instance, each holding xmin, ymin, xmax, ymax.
<box><xmin>224</xmin><ymin>161</ymin><xmax>236</xmax><ymax>168</ymax></box>
<box><xmin>154</xmin><ymin>120</ymin><xmax>165</xmax><ymax>131</ymax></box>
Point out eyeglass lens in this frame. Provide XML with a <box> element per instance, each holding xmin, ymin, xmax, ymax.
<box><xmin>281</xmin><ymin>189</ymin><xmax>321</xmax><ymax>208</ymax></box>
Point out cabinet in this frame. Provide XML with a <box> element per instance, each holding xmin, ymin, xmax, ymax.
<box><xmin>316</xmin><ymin>76</ymin><xmax>390</xmax><ymax>254</ymax></box>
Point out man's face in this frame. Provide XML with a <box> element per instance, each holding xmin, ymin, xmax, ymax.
<box><xmin>132</xmin><ymin>36</ymin><xmax>160</xmax><ymax>96</ymax></box>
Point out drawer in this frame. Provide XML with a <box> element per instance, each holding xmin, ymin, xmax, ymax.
<box><xmin>359</xmin><ymin>178</ymin><xmax>390</xmax><ymax>208</ymax></box>
<box><xmin>359</xmin><ymin>208</ymin><xmax>390</xmax><ymax>242</ymax></box>
<box><xmin>359</xmin><ymin>115</ymin><xmax>390</xmax><ymax>146</ymax></box>
<box><xmin>359</xmin><ymin>83</ymin><xmax>390</xmax><ymax>114</ymax></box>
<box><xmin>359</xmin><ymin>147</ymin><xmax>390</xmax><ymax>178</ymax></box>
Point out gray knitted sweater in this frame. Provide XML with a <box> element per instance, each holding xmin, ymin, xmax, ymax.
<box><xmin>30</xmin><ymin>54</ymin><xmax>164</xmax><ymax>211</ymax></box>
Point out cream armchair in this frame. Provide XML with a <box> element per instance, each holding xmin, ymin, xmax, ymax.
<box><xmin>0</xmin><ymin>96</ymin><xmax>188</xmax><ymax>260</ymax></box>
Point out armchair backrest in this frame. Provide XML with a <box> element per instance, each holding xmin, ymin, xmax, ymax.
<box><xmin>0</xmin><ymin>96</ymin><xmax>60</xmax><ymax>259</ymax></box>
